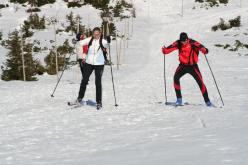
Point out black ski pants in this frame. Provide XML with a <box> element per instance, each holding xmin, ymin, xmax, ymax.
<box><xmin>78</xmin><ymin>59</ymin><xmax>85</xmax><ymax>77</ymax></box>
<box><xmin>174</xmin><ymin>64</ymin><xmax>210</xmax><ymax>103</ymax></box>
<box><xmin>78</xmin><ymin>63</ymin><xmax>104</xmax><ymax>104</ymax></box>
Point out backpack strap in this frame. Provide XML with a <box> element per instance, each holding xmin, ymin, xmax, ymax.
<box><xmin>99</xmin><ymin>35</ymin><xmax>108</xmax><ymax>61</ymax></box>
<box><xmin>88</xmin><ymin>37</ymin><xmax>94</xmax><ymax>48</ymax></box>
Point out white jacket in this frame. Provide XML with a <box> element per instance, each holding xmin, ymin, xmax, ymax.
<box><xmin>75</xmin><ymin>42</ymin><xmax>86</xmax><ymax>60</ymax></box>
<box><xmin>78</xmin><ymin>37</ymin><xmax>108</xmax><ymax>65</ymax></box>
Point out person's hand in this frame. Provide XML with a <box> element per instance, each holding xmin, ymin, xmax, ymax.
<box><xmin>162</xmin><ymin>46</ymin><xmax>167</xmax><ymax>54</ymax></box>
<box><xmin>205</xmin><ymin>48</ymin><xmax>209</xmax><ymax>54</ymax></box>
<box><xmin>105</xmin><ymin>59</ymin><xmax>111</xmax><ymax>65</ymax></box>
<box><xmin>82</xmin><ymin>58</ymin><xmax>86</xmax><ymax>65</ymax></box>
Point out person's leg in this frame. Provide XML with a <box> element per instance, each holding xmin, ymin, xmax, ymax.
<box><xmin>189</xmin><ymin>65</ymin><xmax>210</xmax><ymax>103</ymax></box>
<box><xmin>174</xmin><ymin>64</ymin><xmax>187</xmax><ymax>100</ymax></box>
<box><xmin>94</xmin><ymin>65</ymin><xmax>104</xmax><ymax>104</ymax></box>
<box><xmin>78</xmin><ymin>64</ymin><xmax>94</xmax><ymax>100</ymax></box>
<box><xmin>78</xmin><ymin>59</ymin><xmax>84</xmax><ymax>77</ymax></box>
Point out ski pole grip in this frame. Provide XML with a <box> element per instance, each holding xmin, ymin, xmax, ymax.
<box><xmin>106</xmin><ymin>36</ymin><xmax>111</xmax><ymax>43</ymax></box>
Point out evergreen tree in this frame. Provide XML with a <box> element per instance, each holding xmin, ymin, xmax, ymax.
<box><xmin>75</xmin><ymin>15</ymin><xmax>86</xmax><ymax>33</ymax></box>
<box><xmin>36</xmin><ymin>0</ymin><xmax>55</xmax><ymax>7</ymax></box>
<box><xmin>0</xmin><ymin>31</ymin><xmax>2</xmax><ymax>40</ymax></box>
<box><xmin>1</xmin><ymin>30</ymin><xmax>37</xmax><ymax>81</ymax></box>
<box><xmin>101</xmin><ymin>21</ymin><xmax>116</xmax><ymax>37</ymax></box>
<box><xmin>84</xmin><ymin>0</ymin><xmax>110</xmax><ymax>10</ymax></box>
<box><xmin>21</xmin><ymin>21</ymin><xmax>34</xmax><ymax>38</ymax></box>
<box><xmin>66</xmin><ymin>12</ymin><xmax>77</xmax><ymax>34</ymax></box>
<box><xmin>113</xmin><ymin>1</ymin><xmax>124</xmax><ymax>17</ymax></box>
<box><xmin>21</xmin><ymin>13</ymin><xmax>46</xmax><ymax>38</ymax></box>
<box><xmin>28</xmin><ymin>0</ymin><xmax>38</xmax><ymax>7</ymax></box>
<box><xmin>10</xmin><ymin>0</ymin><xmax>55</xmax><ymax>7</ymax></box>
<box><xmin>44</xmin><ymin>48</ymin><xmax>58</xmax><ymax>75</ymax></box>
<box><xmin>44</xmin><ymin>39</ymin><xmax>73</xmax><ymax>75</ymax></box>
<box><xmin>28</xmin><ymin>13</ymin><xmax>46</xmax><ymax>30</ymax></box>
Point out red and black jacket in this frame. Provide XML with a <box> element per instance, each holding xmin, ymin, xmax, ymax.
<box><xmin>162</xmin><ymin>39</ymin><xmax>208</xmax><ymax>65</ymax></box>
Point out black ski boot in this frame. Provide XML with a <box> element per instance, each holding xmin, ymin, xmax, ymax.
<box><xmin>76</xmin><ymin>98</ymin><xmax>84</xmax><ymax>105</ymax></box>
<box><xmin>96</xmin><ymin>103</ymin><xmax>102</xmax><ymax>110</ymax></box>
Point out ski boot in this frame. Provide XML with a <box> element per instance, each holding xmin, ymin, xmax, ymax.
<box><xmin>206</xmin><ymin>101</ymin><xmax>213</xmax><ymax>107</ymax></box>
<box><xmin>76</xmin><ymin>98</ymin><xmax>84</xmax><ymax>105</ymax></box>
<box><xmin>96</xmin><ymin>102</ymin><xmax>102</xmax><ymax>110</ymax></box>
<box><xmin>175</xmin><ymin>98</ymin><xmax>183</xmax><ymax>106</ymax></box>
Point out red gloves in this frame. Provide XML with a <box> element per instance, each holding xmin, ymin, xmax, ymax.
<box><xmin>202</xmin><ymin>48</ymin><xmax>209</xmax><ymax>55</ymax></box>
<box><xmin>205</xmin><ymin>48</ymin><xmax>209</xmax><ymax>54</ymax></box>
<box><xmin>162</xmin><ymin>46</ymin><xmax>167</xmax><ymax>54</ymax></box>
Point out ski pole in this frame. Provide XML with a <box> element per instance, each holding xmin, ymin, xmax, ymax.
<box><xmin>107</xmin><ymin>36</ymin><xmax>118</xmax><ymax>107</ymax></box>
<box><xmin>204</xmin><ymin>55</ymin><xmax>224</xmax><ymax>106</ymax></box>
<box><xmin>164</xmin><ymin>55</ymin><xmax>168</xmax><ymax>104</ymax></box>
<box><xmin>51</xmin><ymin>43</ymin><xmax>76</xmax><ymax>97</ymax></box>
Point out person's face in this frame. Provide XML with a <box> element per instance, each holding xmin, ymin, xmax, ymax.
<box><xmin>80</xmin><ymin>34</ymin><xmax>84</xmax><ymax>40</ymax></box>
<box><xmin>181</xmin><ymin>39</ymin><xmax>188</xmax><ymax>46</ymax></box>
<box><xmin>93</xmin><ymin>30</ymin><xmax>101</xmax><ymax>39</ymax></box>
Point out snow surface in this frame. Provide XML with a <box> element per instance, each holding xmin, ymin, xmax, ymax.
<box><xmin>0</xmin><ymin>0</ymin><xmax>248</xmax><ymax>164</ymax></box>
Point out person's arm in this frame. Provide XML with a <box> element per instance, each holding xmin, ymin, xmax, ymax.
<box><xmin>192</xmin><ymin>40</ymin><xmax>209</xmax><ymax>55</ymax></box>
<box><xmin>102</xmin><ymin>39</ymin><xmax>108</xmax><ymax>48</ymax></box>
<box><xmin>75</xmin><ymin>43</ymin><xmax>83</xmax><ymax>60</ymax></box>
<box><xmin>101</xmin><ymin>39</ymin><xmax>109</xmax><ymax>54</ymax></box>
<box><xmin>78</xmin><ymin>37</ymin><xmax>91</xmax><ymax>47</ymax></box>
<box><xmin>101</xmin><ymin>39</ymin><xmax>110</xmax><ymax>63</ymax></box>
<box><xmin>162</xmin><ymin>41</ymin><xmax>179</xmax><ymax>55</ymax></box>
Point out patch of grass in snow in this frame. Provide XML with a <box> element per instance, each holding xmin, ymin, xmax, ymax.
<box><xmin>194</xmin><ymin>0</ymin><xmax>228</xmax><ymax>9</ymax></box>
<box><xmin>67</xmin><ymin>1</ymin><xmax>84</xmax><ymax>8</ymax></box>
<box><xmin>212</xmin><ymin>16</ymin><xmax>241</xmax><ymax>31</ymax></box>
<box><xmin>9</xmin><ymin>0</ymin><xmax>55</xmax><ymax>7</ymax></box>
<box><xmin>215</xmin><ymin>40</ymin><xmax>248</xmax><ymax>56</ymax></box>
<box><xmin>0</xmin><ymin>31</ymin><xmax>2</xmax><ymax>41</ymax></box>
<box><xmin>26</xmin><ymin>7</ymin><xmax>41</xmax><ymax>13</ymax></box>
<box><xmin>0</xmin><ymin>3</ymin><xmax>9</xmax><ymax>9</ymax></box>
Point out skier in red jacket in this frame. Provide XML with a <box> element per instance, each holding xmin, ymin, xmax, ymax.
<box><xmin>162</xmin><ymin>32</ymin><xmax>212</xmax><ymax>106</ymax></box>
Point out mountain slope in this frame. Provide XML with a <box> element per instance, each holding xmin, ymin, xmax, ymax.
<box><xmin>0</xmin><ymin>0</ymin><xmax>248</xmax><ymax>164</ymax></box>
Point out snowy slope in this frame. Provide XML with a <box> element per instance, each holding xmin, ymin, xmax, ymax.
<box><xmin>0</xmin><ymin>0</ymin><xmax>102</xmax><ymax>67</ymax></box>
<box><xmin>1</xmin><ymin>0</ymin><xmax>248</xmax><ymax>165</ymax></box>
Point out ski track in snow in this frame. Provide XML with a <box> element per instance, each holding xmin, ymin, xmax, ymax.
<box><xmin>1</xmin><ymin>0</ymin><xmax>248</xmax><ymax>164</ymax></box>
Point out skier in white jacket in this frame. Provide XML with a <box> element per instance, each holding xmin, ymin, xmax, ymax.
<box><xmin>76</xmin><ymin>27</ymin><xmax>109</xmax><ymax>110</ymax></box>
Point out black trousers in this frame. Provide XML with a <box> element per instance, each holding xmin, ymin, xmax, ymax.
<box><xmin>174</xmin><ymin>64</ymin><xmax>210</xmax><ymax>103</ymax></box>
<box><xmin>78</xmin><ymin>59</ymin><xmax>84</xmax><ymax>77</ymax></box>
<box><xmin>78</xmin><ymin>63</ymin><xmax>104</xmax><ymax>104</ymax></box>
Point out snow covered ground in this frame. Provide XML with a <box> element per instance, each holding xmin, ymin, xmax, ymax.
<box><xmin>1</xmin><ymin>0</ymin><xmax>248</xmax><ymax>164</ymax></box>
